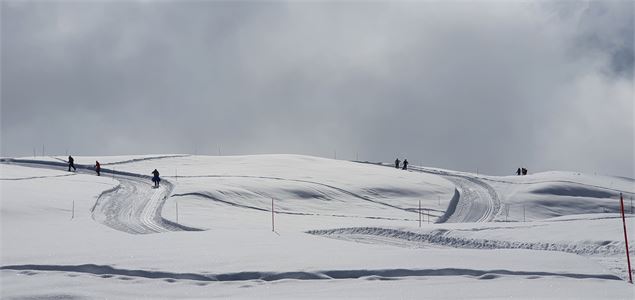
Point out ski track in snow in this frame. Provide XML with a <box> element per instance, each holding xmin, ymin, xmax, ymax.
<box><xmin>90</xmin><ymin>175</ymin><xmax>198</xmax><ymax>234</ymax></box>
<box><xmin>46</xmin><ymin>154</ymin><xmax>190</xmax><ymax>166</ymax></box>
<box><xmin>369</xmin><ymin>164</ymin><xmax>501</xmax><ymax>223</ymax></box>
<box><xmin>306</xmin><ymin>227</ymin><xmax>631</xmax><ymax>256</ymax></box>
<box><xmin>101</xmin><ymin>154</ymin><xmax>190</xmax><ymax>166</ymax></box>
<box><xmin>1</xmin><ymin>159</ymin><xmax>200</xmax><ymax>234</ymax></box>
<box><xmin>306</xmin><ymin>226</ymin><xmax>634</xmax><ymax>281</ymax></box>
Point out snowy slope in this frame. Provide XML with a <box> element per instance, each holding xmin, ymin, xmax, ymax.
<box><xmin>1</xmin><ymin>155</ymin><xmax>634</xmax><ymax>299</ymax></box>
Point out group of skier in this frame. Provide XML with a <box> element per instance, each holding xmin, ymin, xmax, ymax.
<box><xmin>66</xmin><ymin>155</ymin><xmax>161</xmax><ymax>187</ymax></box>
<box><xmin>516</xmin><ymin>167</ymin><xmax>528</xmax><ymax>176</ymax></box>
<box><xmin>395</xmin><ymin>158</ymin><xmax>409</xmax><ymax>170</ymax></box>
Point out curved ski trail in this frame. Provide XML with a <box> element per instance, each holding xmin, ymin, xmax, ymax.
<box><xmin>89</xmin><ymin>172</ymin><xmax>200</xmax><ymax>234</ymax></box>
<box><xmin>365</xmin><ymin>163</ymin><xmax>501</xmax><ymax>223</ymax></box>
<box><xmin>409</xmin><ymin>166</ymin><xmax>501</xmax><ymax>223</ymax></box>
<box><xmin>1</xmin><ymin>159</ymin><xmax>199</xmax><ymax>234</ymax></box>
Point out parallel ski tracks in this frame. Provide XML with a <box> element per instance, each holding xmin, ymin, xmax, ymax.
<box><xmin>408</xmin><ymin>166</ymin><xmax>501</xmax><ymax>223</ymax></box>
<box><xmin>363</xmin><ymin>163</ymin><xmax>501</xmax><ymax>223</ymax></box>
<box><xmin>1</xmin><ymin>159</ymin><xmax>200</xmax><ymax>234</ymax></box>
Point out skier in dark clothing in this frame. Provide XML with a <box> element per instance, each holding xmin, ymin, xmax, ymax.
<box><xmin>521</xmin><ymin>168</ymin><xmax>528</xmax><ymax>176</ymax></box>
<box><xmin>516</xmin><ymin>168</ymin><xmax>521</xmax><ymax>176</ymax></box>
<box><xmin>95</xmin><ymin>161</ymin><xmax>101</xmax><ymax>176</ymax></box>
<box><xmin>151</xmin><ymin>169</ymin><xmax>160</xmax><ymax>188</ymax></box>
<box><xmin>68</xmin><ymin>156</ymin><xmax>76</xmax><ymax>172</ymax></box>
<box><xmin>402</xmin><ymin>159</ymin><xmax>409</xmax><ymax>170</ymax></box>
<box><xmin>395</xmin><ymin>158</ymin><xmax>400</xmax><ymax>169</ymax></box>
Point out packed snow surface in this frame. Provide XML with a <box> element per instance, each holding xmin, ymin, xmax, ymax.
<box><xmin>1</xmin><ymin>154</ymin><xmax>634</xmax><ymax>299</ymax></box>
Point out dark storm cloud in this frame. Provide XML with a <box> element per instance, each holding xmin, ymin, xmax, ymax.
<box><xmin>1</xmin><ymin>1</ymin><xmax>633</xmax><ymax>177</ymax></box>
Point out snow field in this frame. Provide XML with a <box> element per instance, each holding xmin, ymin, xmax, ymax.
<box><xmin>1</xmin><ymin>155</ymin><xmax>634</xmax><ymax>299</ymax></box>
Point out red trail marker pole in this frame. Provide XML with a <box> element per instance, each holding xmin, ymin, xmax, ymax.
<box><xmin>620</xmin><ymin>193</ymin><xmax>633</xmax><ymax>283</ymax></box>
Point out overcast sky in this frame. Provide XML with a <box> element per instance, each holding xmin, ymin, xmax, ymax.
<box><xmin>1</xmin><ymin>1</ymin><xmax>633</xmax><ymax>177</ymax></box>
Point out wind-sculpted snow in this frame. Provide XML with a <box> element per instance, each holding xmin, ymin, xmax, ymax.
<box><xmin>0</xmin><ymin>174</ymin><xmax>76</xmax><ymax>181</ymax></box>
<box><xmin>531</xmin><ymin>184</ymin><xmax>616</xmax><ymax>198</ymax></box>
<box><xmin>168</xmin><ymin>174</ymin><xmax>417</xmax><ymax>213</ymax></box>
<box><xmin>171</xmin><ymin>192</ymin><xmax>420</xmax><ymax>221</ymax></box>
<box><xmin>434</xmin><ymin>189</ymin><xmax>460</xmax><ymax>223</ymax></box>
<box><xmin>479</xmin><ymin>176</ymin><xmax>635</xmax><ymax>196</ymax></box>
<box><xmin>0</xmin><ymin>264</ymin><xmax>621</xmax><ymax>282</ymax></box>
<box><xmin>307</xmin><ymin>227</ymin><xmax>631</xmax><ymax>256</ymax></box>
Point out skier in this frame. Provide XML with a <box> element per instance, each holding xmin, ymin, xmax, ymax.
<box><xmin>151</xmin><ymin>169</ymin><xmax>160</xmax><ymax>188</ymax></box>
<box><xmin>521</xmin><ymin>167</ymin><xmax>527</xmax><ymax>176</ymax></box>
<box><xmin>402</xmin><ymin>159</ymin><xmax>409</xmax><ymax>170</ymax></box>
<box><xmin>94</xmin><ymin>161</ymin><xmax>101</xmax><ymax>176</ymax></box>
<box><xmin>516</xmin><ymin>168</ymin><xmax>521</xmax><ymax>176</ymax></box>
<box><xmin>68</xmin><ymin>155</ymin><xmax>76</xmax><ymax>172</ymax></box>
<box><xmin>395</xmin><ymin>158</ymin><xmax>400</xmax><ymax>169</ymax></box>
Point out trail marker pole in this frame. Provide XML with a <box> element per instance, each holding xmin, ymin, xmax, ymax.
<box><xmin>418</xmin><ymin>200</ymin><xmax>421</xmax><ymax>228</ymax></box>
<box><xmin>505</xmin><ymin>204</ymin><xmax>509</xmax><ymax>222</ymax></box>
<box><xmin>271</xmin><ymin>198</ymin><xmax>275</xmax><ymax>232</ymax></box>
<box><xmin>620</xmin><ymin>193</ymin><xmax>633</xmax><ymax>283</ymax></box>
<box><xmin>71</xmin><ymin>200</ymin><xmax>74</xmax><ymax>220</ymax></box>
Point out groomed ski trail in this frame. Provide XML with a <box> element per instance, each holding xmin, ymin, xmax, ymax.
<box><xmin>408</xmin><ymin>166</ymin><xmax>501</xmax><ymax>222</ymax></box>
<box><xmin>362</xmin><ymin>162</ymin><xmax>501</xmax><ymax>223</ymax></box>
<box><xmin>1</xmin><ymin>159</ymin><xmax>200</xmax><ymax>234</ymax></box>
<box><xmin>91</xmin><ymin>174</ymin><xmax>199</xmax><ymax>234</ymax></box>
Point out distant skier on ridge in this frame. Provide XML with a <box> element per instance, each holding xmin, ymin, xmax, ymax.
<box><xmin>402</xmin><ymin>159</ymin><xmax>409</xmax><ymax>170</ymax></box>
<box><xmin>94</xmin><ymin>161</ymin><xmax>101</xmax><ymax>176</ymax></box>
<box><xmin>152</xmin><ymin>169</ymin><xmax>160</xmax><ymax>188</ymax></box>
<box><xmin>68</xmin><ymin>155</ymin><xmax>76</xmax><ymax>172</ymax></box>
<box><xmin>395</xmin><ymin>158</ymin><xmax>400</xmax><ymax>169</ymax></box>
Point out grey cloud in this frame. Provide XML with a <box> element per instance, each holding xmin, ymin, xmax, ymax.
<box><xmin>1</xmin><ymin>1</ymin><xmax>633</xmax><ymax>177</ymax></box>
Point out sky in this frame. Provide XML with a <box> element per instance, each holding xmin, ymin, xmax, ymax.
<box><xmin>1</xmin><ymin>1</ymin><xmax>633</xmax><ymax>177</ymax></box>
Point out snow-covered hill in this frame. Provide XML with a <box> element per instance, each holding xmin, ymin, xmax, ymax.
<box><xmin>1</xmin><ymin>154</ymin><xmax>633</xmax><ymax>299</ymax></box>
